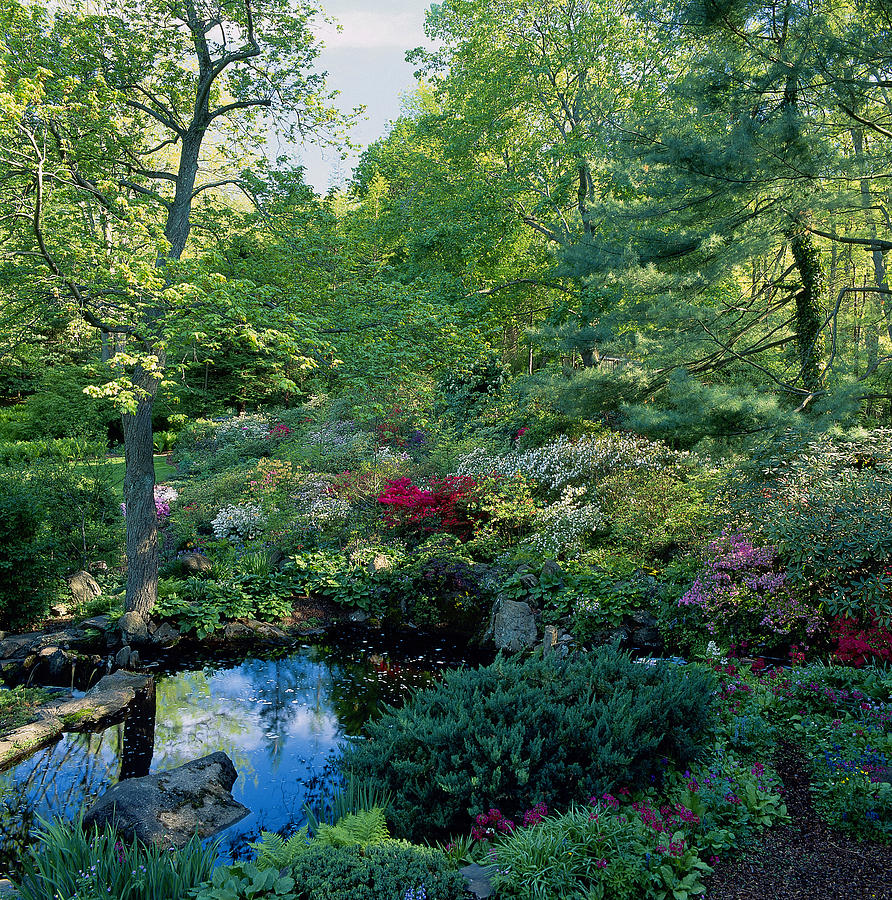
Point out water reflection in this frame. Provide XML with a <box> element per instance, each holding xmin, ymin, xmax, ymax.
<box><xmin>0</xmin><ymin>627</ymin><xmax>484</xmax><ymax>875</ymax></box>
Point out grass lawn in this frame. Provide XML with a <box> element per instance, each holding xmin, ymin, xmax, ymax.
<box><xmin>79</xmin><ymin>454</ymin><xmax>178</xmax><ymax>501</ymax></box>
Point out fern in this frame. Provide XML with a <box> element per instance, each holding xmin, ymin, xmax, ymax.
<box><xmin>304</xmin><ymin>772</ymin><xmax>393</xmax><ymax>834</ymax></box>
<box><xmin>248</xmin><ymin>827</ymin><xmax>311</xmax><ymax>871</ymax></box>
<box><xmin>315</xmin><ymin>808</ymin><xmax>390</xmax><ymax>850</ymax></box>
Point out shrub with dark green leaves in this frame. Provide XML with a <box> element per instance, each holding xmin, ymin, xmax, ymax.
<box><xmin>0</xmin><ymin>478</ymin><xmax>62</xmax><ymax>629</ymax></box>
<box><xmin>341</xmin><ymin>648</ymin><xmax>716</xmax><ymax>840</ymax></box>
<box><xmin>289</xmin><ymin>842</ymin><xmax>466</xmax><ymax>900</ymax></box>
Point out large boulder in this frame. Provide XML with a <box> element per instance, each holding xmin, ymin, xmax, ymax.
<box><xmin>180</xmin><ymin>552</ymin><xmax>213</xmax><ymax>576</ymax></box>
<box><xmin>118</xmin><ymin>611</ymin><xmax>149</xmax><ymax>645</ymax></box>
<box><xmin>83</xmin><ymin>751</ymin><xmax>249</xmax><ymax>847</ymax></box>
<box><xmin>491</xmin><ymin>598</ymin><xmax>537</xmax><ymax>652</ymax></box>
<box><xmin>67</xmin><ymin>571</ymin><xmax>102</xmax><ymax>607</ymax></box>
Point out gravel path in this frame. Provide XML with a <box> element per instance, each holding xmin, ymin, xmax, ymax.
<box><xmin>704</xmin><ymin>744</ymin><xmax>892</xmax><ymax>900</ymax></box>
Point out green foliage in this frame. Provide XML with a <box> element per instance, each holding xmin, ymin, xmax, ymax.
<box><xmin>248</xmin><ymin>829</ymin><xmax>311</xmax><ymax>872</ymax></box>
<box><xmin>490</xmin><ymin>804</ymin><xmax>710</xmax><ymax>900</ymax></box>
<box><xmin>288</xmin><ymin>842</ymin><xmax>467</xmax><ymax>900</ymax></box>
<box><xmin>303</xmin><ymin>772</ymin><xmax>394</xmax><ymax>834</ymax></box>
<box><xmin>0</xmin><ymin>365</ymin><xmax>112</xmax><ymax>443</ymax></box>
<box><xmin>316</xmin><ymin>808</ymin><xmax>390</xmax><ymax>850</ymax></box>
<box><xmin>724</xmin><ymin>431</ymin><xmax>892</xmax><ymax>625</ymax></box>
<box><xmin>14</xmin><ymin>818</ymin><xmax>217</xmax><ymax>900</ymax></box>
<box><xmin>0</xmin><ymin>477</ymin><xmax>62</xmax><ymax>628</ymax></box>
<box><xmin>154</xmin><ymin>576</ymin><xmax>253</xmax><ymax>638</ymax></box>
<box><xmin>342</xmin><ymin>648</ymin><xmax>717</xmax><ymax>841</ymax></box>
<box><xmin>0</xmin><ymin>687</ymin><xmax>53</xmax><ymax>732</ymax></box>
<box><xmin>195</xmin><ymin>862</ymin><xmax>296</xmax><ymax>900</ymax></box>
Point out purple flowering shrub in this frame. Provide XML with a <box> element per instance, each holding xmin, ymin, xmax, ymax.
<box><xmin>679</xmin><ymin>531</ymin><xmax>821</xmax><ymax>648</ymax></box>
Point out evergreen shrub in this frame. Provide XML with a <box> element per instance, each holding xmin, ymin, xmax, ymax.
<box><xmin>342</xmin><ymin>648</ymin><xmax>716</xmax><ymax>840</ymax></box>
<box><xmin>288</xmin><ymin>842</ymin><xmax>466</xmax><ymax>900</ymax></box>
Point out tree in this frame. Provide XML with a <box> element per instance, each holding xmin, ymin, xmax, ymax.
<box><xmin>0</xmin><ymin>0</ymin><xmax>348</xmax><ymax>616</ymax></box>
<box><xmin>565</xmin><ymin>0</ymin><xmax>892</xmax><ymax>432</ymax></box>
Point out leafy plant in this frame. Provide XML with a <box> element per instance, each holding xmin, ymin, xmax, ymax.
<box><xmin>0</xmin><ymin>476</ymin><xmax>63</xmax><ymax>629</ymax></box>
<box><xmin>194</xmin><ymin>862</ymin><xmax>296</xmax><ymax>900</ymax></box>
<box><xmin>248</xmin><ymin>829</ymin><xmax>311</xmax><ymax>872</ymax></box>
<box><xmin>316</xmin><ymin>808</ymin><xmax>390</xmax><ymax>850</ymax></box>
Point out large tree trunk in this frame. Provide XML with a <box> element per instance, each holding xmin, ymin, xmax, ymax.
<box><xmin>122</xmin><ymin>365</ymin><xmax>161</xmax><ymax>617</ymax></box>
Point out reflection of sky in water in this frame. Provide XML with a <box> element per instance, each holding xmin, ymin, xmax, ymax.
<box><xmin>0</xmin><ymin>630</ymin><xmax>482</xmax><ymax>870</ymax></box>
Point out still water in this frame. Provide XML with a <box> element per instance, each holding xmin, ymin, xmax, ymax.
<box><xmin>0</xmin><ymin>627</ymin><xmax>485</xmax><ymax>872</ymax></box>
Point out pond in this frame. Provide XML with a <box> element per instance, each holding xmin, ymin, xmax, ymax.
<box><xmin>0</xmin><ymin>627</ymin><xmax>487</xmax><ymax>874</ymax></box>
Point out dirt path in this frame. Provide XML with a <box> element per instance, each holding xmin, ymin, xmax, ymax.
<box><xmin>704</xmin><ymin>744</ymin><xmax>892</xmax><ymax>900</ymax></box>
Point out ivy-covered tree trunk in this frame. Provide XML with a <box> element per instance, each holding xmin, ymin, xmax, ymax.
<box><xmin>122</xmin><ymin>365</ymin><xmax>161</xmax><ymax>619</ymax></box>
<box><xmin>788</xmin><ymin>224</ymin><xmax>826</xmax><ymax>393</ymax></box>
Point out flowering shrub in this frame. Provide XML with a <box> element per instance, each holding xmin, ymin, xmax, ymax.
<box><xmin>455</xmin><ymin>432</ymin><xmax>694</xmax><ymax>497</ymax></box>
<box><xmin>211</xmin><ymin>503</ymin><xmax>266</xmax><ymax>542</ymax></box>
<box><xmin>121</xmin><ymin>484</ymin><xmax>178</xmax><ymax>521</ymax></box>
<box><xmin>306</xmin><ymin>419</ymin><xmax>358</xmax><ymax>448</ymax></box>
<box><xmin>527</xmin><ymin>485</ymin><xmax>604</xmax><ymax>558</ymax></box>
<box><xmin>154</xmin><ymin>484</ymin><xmax>178</xmax><ymax>520</ymax></box>
<box><xmin>726</xmin><ymin>430</ymin><xmax>892</xmax><ymax>626</ymax></box>
<box><xmin>378</xmin><ymin>476</ymin><xmax>478</xmax><ymax>540</ymax></box>
<box><xmin>832</xmin><ymin>614</ymin><xmax>892</xmax><ymax>667</ymax></box>
<box><xmin>679</xmin><ymin>531</ymin><xmax>821</xmax><ymax>647</ymax></box>
<box><xmin>247</xmin><ymin>459</ymin><xmax>299</xmax><ymax>498</ymax></box>
<box><xmin>214</xmin><ymin>414</ymin><xmax>271</xmax><ymax>446</ymax></box>
<box><xmin>293</xmin><ymin>478</ymin><xmax>352</xmax><ymax>531</ymax></box>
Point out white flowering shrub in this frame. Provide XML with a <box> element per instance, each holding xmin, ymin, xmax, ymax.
<box><xmin>306</xmin><ymin>420</ymin><xmax>359</xmax><ymax>448</ymax></box>
<box><xmin>527</xmin><ymin>486</ymin><xmax>605</xmax><ymax>558</ymax></box>
<box><xmin>455</xmin><ymin>432</ymin><xmax>693</xmax><ymax>497</ymax></box>
<box><xmin>293</xmin><ymin>477</ymin><xmax>351</xmax><ymax>530</ymax></box>
<box><xmin>214</xmin><ymin>415</ymin><xmax>271</xmax><ymax>448</ymax></box>
<box><xmin>211</xmin><ymin>503</ymin><xmax>267</xmax><ymax>542</ymax></box>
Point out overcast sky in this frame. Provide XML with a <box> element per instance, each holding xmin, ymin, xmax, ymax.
<box><xmin>286</xmin><ymin>1</ymin><xmax>434</xmax><ymax>193</ymax></box>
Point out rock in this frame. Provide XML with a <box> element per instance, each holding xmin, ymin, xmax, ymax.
<box><xmin>349</xmin><ymin>609</ymin><xmax>370</xmax><ymax>623</ymax></box>
<box><xmin>118</xmin><ymin>611</ymin><xmax>148</xmax><ymax>645</ymax></box>
<box><xmin>540</xmin><ymin>559</ymin><xmax>565</xmax><ymax>580</ymax></box>
<box><xmin>0</xmin><ymin>717</ymin><xmax>65</xmax><ymax>769</ymax></box>
<box><xmin>460</xmin><ymin>863</ymin><xmax>494</xmax><ymax>899</ymax></box>
<box><xmin>115</xmin><ymin>645</ymin><xmax>133</xmax><ymax>669</ymax></box>
<box><xmin>222</xmin><ymin>622</ymin><xmax>255</xmax><ymax>642</ymax></box>
<box><xmin>37</xmin><ymin>646</ymin><xmax>74</xmax><ymax>678</ymax></box>
<box><xmin>0</xmin><ymin>877</ymin><xmax>20</xmax><ymax>897</ymax></box>
<box><xmin>50</xmin><ymin>602</ymin><xmax>69</xmax><ymax>618</ymax></box>
<box><xmin>67</xmin><ymin>571</ymin><xmax>102</xmax><ymax>606</ymax></box>
<box><xmin>89</xmin><ymin>561</ymin><xmax>109</xmax><ymax>573</ymax></box>
<box><xmin>81</xmin><ymin>616</ymin><xmax>111</xmax><ymax>632</ymax></box>
<box><xmin>83</xmin><ymin>751</ymin><xmax>250</xmax><ymax>848</ymax></box>
<box><xmin>543</xmin><ymin>626</ymin><xmax>560</xmax><ymax>655</ymax></box>
<box><xmin>491</xmin><ymin>598</ymin><xmax>537</xmax><ymax>652</ymax></box>
<box><xmin>151</xmin><ymin>622</ymin><xmax>181</xmax><ymax>648</ymax></box>
<box><xmin>180</xmin><ymin>552</ymin><xmax>213</xmax><ymax>576</ymax></box>
<box><xmin>43</xmin><ymin>671</ymin><xmax>153</xmax><ymax>731</ymax></box>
